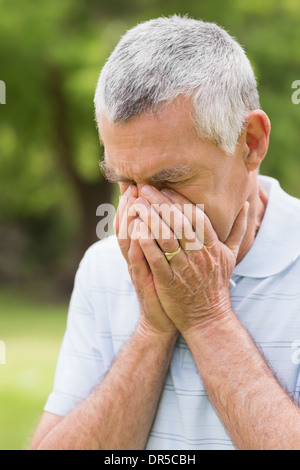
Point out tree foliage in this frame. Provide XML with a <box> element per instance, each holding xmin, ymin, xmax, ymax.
<box><xmin>0</xmin><ymin>0</ymin><xmax>299</xmax><ymax>290</ymax></box>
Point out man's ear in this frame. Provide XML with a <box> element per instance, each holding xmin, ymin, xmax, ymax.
<box><xmin>243</xmin><ymin>110</ymin><xmax>271</xmax><ymax>172</ymax></box>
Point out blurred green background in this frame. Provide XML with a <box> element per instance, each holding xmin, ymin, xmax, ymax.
<box><xmin>1</xmin><ymin>0</ymin><xmax>300</xmax><ymax>450</ymax></box>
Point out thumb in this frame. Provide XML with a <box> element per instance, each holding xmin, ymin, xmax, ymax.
<box><xmin>224</xmin><ymin>201</ymin><xmax>249</xmax><ymax>259</ymax></box>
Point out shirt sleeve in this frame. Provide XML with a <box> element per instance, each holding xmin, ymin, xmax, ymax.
<box><xmin>44</xmin><ymin>251</ymin><xmax>106</xmax><ymax>417</ymax></box>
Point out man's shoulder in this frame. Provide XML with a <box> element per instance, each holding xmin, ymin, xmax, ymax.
<box><xmin>260</xmin><ymin>175</ymin><xmax>300</xmax><ymax>208</ymax></box>
<box><xmin>263</xmin><ymin>176</ymin><xmax>300</xmax><ymax>273</ymax></box>
<box><xmin>85</xmin><ymin>234</ymin><xmax>122</xmax><ymax>258</ymax></box>
<box><xmin>79</xmin><ymin>235</ymin><xmax>130</xmax><ymax>284</ymax></box>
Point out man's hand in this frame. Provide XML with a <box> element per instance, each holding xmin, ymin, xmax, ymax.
<box><xmin>114</xmin><ymin>185</ymin><xmax>177</xmax><ymax>338</ymax></box>
<box><xmin>133</xmin><ymin>186</ymin><xmax>249</xmax><ymax>334</ymax></box>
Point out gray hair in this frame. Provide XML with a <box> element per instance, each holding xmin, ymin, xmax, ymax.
<box><xmin>94</xmin><ymin>15</ymin><xmax>260</xmax><ymax>155</ymax></box>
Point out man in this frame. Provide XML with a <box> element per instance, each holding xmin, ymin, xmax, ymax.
<box><xmin>32</xmin><ymin>16</ymin><xmax>300</xmax><ymax>450</ymax></box>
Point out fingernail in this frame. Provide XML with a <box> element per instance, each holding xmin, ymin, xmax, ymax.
<box><xmin>161</xmin><ymin>188</ymin><xmax>170</xmax><ymax>196</ymax></box>
<box><xmin>133</xmin><ymin>202</ymin><xmax>144</xmax><ymax>214</ymax></box>
<box><xmin>127</xmin><ymin>204</ymin><xmax>137</xmax><ymax>217</ymax></box>
<box><xmin>135</xmin><ymin>196</ymin><xmax>147</xmax><ymax>205</ymax></box>
<box><xmin>124</xmin><ymin>185</ymin><xmax>134</xmax><ymax>196</ymax></box>
<box><xmin>161</xmin><ymin>188</ymin><xmax>176</xmax><ymax>199</ymax></box>
<box><xmin>141</xmin><ymin>185</ymin><xmax>154</xmax><ymax>197</ymax></box>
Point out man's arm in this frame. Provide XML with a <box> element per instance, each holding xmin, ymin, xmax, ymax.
<box><xmin>184</xmin><ymin>314</ymin><xmax>300</xmax><ymax>450</ymax></box>
<box><xmin>32</xmin><ymin>186</ymin><xmax>178</xmax><ymax>450</ymax></box>
<box><xmin>134</xmin><ymin>185</ymin><xmax>300</xmax><ymax>450</ymax></box>
<box><xmin>32</xmin><ymin>327</ymin><xmax>177</xmax><ymax>450</ymax></box>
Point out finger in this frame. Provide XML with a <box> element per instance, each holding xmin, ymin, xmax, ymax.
<box><xmin>224</xmin><ymin>201</ymin><xmax>249</xmax><ymax>258</ymax></box>
<box><xmin>134</xmin><ymin>196</ymin><xmax>201</xmax><ymax>252</ymax></box>
<box><xmin>114</xmin><ymin>185</ymin><xmax>137</xmax><ymax>235</ymax></box>
<box><xmin>134</xmin><ymin>197</ymin><xmax>181</xmax><ymax>254</ymax></box>
<box><xmin>137</xmin><ymin>221</ymin><xmax>174</xmax><ymax>285</ymax></box>
<box><xmin>128</xmin><ymin>218</ymin><xmax>152</xmax><ymax>284</ymax></box>
<box><xmin>129</xmin><ymin>219</ymin><xmax>168</xmax><ymax>324</ymax></box>
<box><xmin>117</xmin><ymin>196</ymin><xmax>138</xmax><ymax>262</ymax></box>
<box><xmin>113</xmin><ymin>194</ymin><xmax>128</xmax><ymax>236</ymax></box>
<box><xmin>139</xmin><ymin>186</ymin><xmax>205</xmax><ymax>249</ymax></box>
<box><xmin>161</xmin><ymin>188</ymin><xmax>218</xmax><ymax>246</ymax></box>
<box><xmin>156</xmin><ymin>200</ymin><xmax>202</xmax><ymax>252</ymax></box>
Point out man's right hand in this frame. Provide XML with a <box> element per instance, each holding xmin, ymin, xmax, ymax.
<box><xmin>114</xmin><ymin>185</ymin><xmax>177</xmax><ymax>338</ymax></box>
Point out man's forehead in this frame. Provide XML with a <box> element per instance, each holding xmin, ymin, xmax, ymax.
<box><xmin>98</xmin><ymin>98</ymin><xmax>209</xmax><ymax>183</ymax></box>
<box><xmin>98</xmin><ymin>96</ymin><xmax>197</xmax><ymax>151</ymax></box>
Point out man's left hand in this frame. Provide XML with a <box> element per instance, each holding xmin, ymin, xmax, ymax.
<box><xmin>134</xmin><ymin>186</ymin><xmax>249</xmax><ymax>335</ymax></box>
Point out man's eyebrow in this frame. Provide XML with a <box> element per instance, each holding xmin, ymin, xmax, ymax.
<box><xmin>99</xmin><ymin>159</ymin><xmax>194</xmax><ymax>183</ymax></box>
<box><xmin>100</xmin><ymin>160</ymin><xmax>131</xmax><ymax>182</ymax></box>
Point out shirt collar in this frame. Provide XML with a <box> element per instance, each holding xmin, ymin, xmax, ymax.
<box><xmin>233</xmin><ymin>175</ymin><xmax>300</xmax><ymax>279</ymax></box>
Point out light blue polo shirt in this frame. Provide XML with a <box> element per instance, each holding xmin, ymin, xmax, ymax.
<box><xmin>44</xmin><ymin>175</ymin><xmax>300</xmax><ymax>450</ymax></box>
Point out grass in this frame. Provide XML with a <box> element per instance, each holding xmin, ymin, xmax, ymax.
<box><xmin>0</xmin><ymin>288</ymin><xmax>68</xmax><ymax>450</ymax></box>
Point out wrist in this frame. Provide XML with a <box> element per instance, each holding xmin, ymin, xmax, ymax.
<box><xmin>172</xmin><ymin>294</ymin><xmax>233</xmax><ymax>337</ymax></box>
<box><xmin>135</xmin><ymin>321</ymin><xmax>178</xmax><ymax>346</ymax></box>
<box><xmin>182</xmin><ymin>307</ymin><xmax>237</xmax><ymax>346</ymax></box>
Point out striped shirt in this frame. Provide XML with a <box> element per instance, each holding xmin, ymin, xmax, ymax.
<box><xmin>44</xmin><ymin>175</ymin><xmax>300</xmax><ymax>450</ymax></box>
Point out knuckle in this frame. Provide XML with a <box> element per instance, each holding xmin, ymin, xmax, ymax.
<box><xmin>127</xmin><ymin>245</ymin><xmax>136</xmax><ymax>262</ymax></box>
<box><xmin>151</xmin><ymin>254</ymin><xmax>164</xmax><ymax>269</ymax></box>
<box><xmin>128</xmin><ymin>265</ymin><xmax>134</xmax><ymax>282</ymax></box>
<box><xmin>162</xmin><ymin>237</ymin><xmax>177</xmax><ymax>253</ymax></box>
<box><xmin>173</xmin><ymin>215</ymin><xmax>185</xmax><ymax>236</ymax></box>
<box><xmin>117</xmin><ymin>236</ymin><xmax>129</xmax><ymax>253</ymax></box>
<box><xmin>113</xmin><ymin>210</ymin><xmax>122</xmax><ymax>234</ymax></box>
<box><xmin>128</xmin><ymin>244</ymin><xmax>142</xmax><ymax>266</ymax></box>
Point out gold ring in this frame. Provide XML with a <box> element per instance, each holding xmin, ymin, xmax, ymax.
<box><xmin>164</xmin><ymin>247</ymin><xmax>181</xmax><ymax>262</ymax></box>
